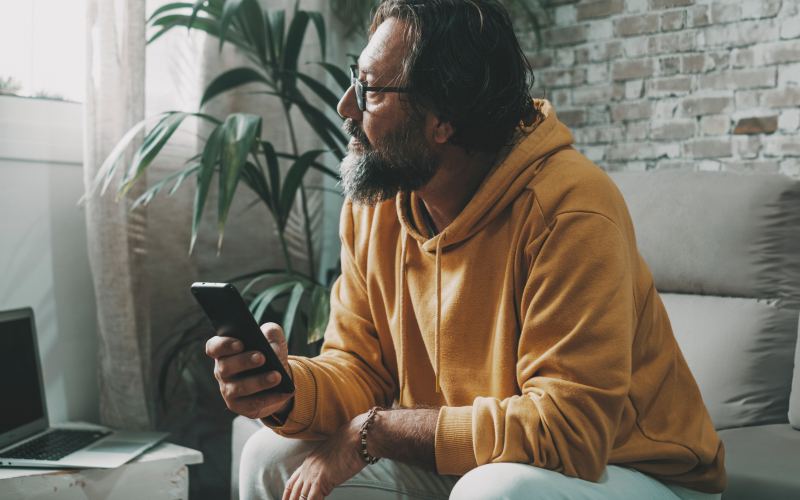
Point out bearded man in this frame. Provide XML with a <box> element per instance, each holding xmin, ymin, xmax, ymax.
<box><xmin>205</xmin><ymin>0</ymin><xmax>727</xmax><ymax>499</ymax></box>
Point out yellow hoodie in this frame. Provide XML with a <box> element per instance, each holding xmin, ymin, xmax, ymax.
<box><xmin>264</xmin><ymin>100</ymin><xmax>726</xmax><ymax>493</ymax></box>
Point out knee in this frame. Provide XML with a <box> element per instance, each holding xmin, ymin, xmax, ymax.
<box><xmin>239</xmin><ymin>428</ymin><xmax>318</xmax><ymax>500</ymax></box>
<box><xmin>449</xmin><ymin>463</ymin><xmax>562</xmax><ymax>500</ymax></box>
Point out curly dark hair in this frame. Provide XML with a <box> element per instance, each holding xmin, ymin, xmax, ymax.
<box><xmin>370</xmin><ymin>0</ymin><xmax>539</xmax><ymax>156</ymax></box>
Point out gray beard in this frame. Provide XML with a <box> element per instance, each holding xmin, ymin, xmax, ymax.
<box><xmin>339</xmin><ymin>118</ymin><xmax>441</xmax><ymax>206</ymax></box>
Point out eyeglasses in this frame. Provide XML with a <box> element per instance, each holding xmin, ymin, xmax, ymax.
<box><xmin>350</xmin><ymin>65</ymin><xmax>411</xmax><ymax>111</ymax></box>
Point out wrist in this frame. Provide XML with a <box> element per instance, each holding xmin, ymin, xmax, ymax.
<box><xmin>355</xmin><ymin>407</ymin><xmax>383</xmax><ymax>463</ymax></box>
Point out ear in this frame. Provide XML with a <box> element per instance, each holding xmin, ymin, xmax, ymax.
<box><xmin>432</xmin><ymin>119</ymin><xmax>455</xmax><ymax>144</ymax></box>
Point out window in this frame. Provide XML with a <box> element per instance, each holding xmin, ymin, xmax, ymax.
<box><xmin>0</xmin><ymin>0</ymin><xmax>85</xmax><ymax>102</ymax></box>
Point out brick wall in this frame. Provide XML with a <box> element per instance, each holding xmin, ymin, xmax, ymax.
<box><xmin>528</xmin><ymin>0</ymin><xmax>800</xmax><ymax>176</ymax></box>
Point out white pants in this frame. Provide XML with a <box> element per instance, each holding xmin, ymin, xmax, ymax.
<box><xmin>239</xmin><ymin>428</ymin><xmax>722</xmax><ymax>500</ymax></box>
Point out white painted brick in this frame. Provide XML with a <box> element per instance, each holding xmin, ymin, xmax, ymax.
<box><xmin>711</xmin><ymin>3</ymin><xmax>741</xmax><ymax>24</ymax></box>
<box><xmin>687</xmin><ymin>5</ymin><xmax>710</xmax><ymax>28</ymax></box>
<box><xmin>572</xmin><ymin>84</ymin><xmax>623</xmax><ymax>104</ymax></box>
<box><xmin>654</xmin><ymin>98</ymin><xmax>680</xmax><ymax>120</ymax></box>
<box><xmin>698</xmin><ymin>19</ymin><xmax>780</xmax><ymax>49</ymax></box>
<box><xmin>611</xmin><ymin>100</ymin><xmax>653</xmax><ymax>121</ymax></box>
<box><xmin>622</xmin><ymin>37</ymin><xmax>650</xmax><ymax>58</ymax></box>
<box><xmin>741</xmin><ymin>0</ymin><xmax>781</xmax><ymax>20</ymax></box>
<box><xmin>681</xmin><ymin>95</ymin><xmax>735</xmax><ymax>116</ymax></box>
<box><xmin>646</xmin><ymin>76</ymin><xmax>693</xmax><ymax>97</ymax></box>
<box><xmin>587</xmin><ymin>63</ymin><xmax>611</xmax><ymax>83</ymax></box>
<box><xmin>735</xmin><ymin>135</ymin><xmax>762</xmax><ymax>159</ymax></box>
<box><xmin>697</xmin><ymin>160</ymin><xmax>722</xmax><ymax>171</ymax></box>
<box><xmin>732</xmin><ymin>48</ymin><xmax>754</xmax><ymax>68</ymax></box>
<box><xmin>625</xmin><ymin>79</ymin><xmax>645</xmax><ymax>99</ymax></box>
<box><xmin>548</xmin><ymin>89</ymin><xmax>571</xmax><ymax>107</ymax></box>
<box><xmin>627</xmin><ymin>0</ymin><xmax>649</xmax><ymax>13</ymax></box>
<box><xmin>572</xmin><ymin>125</ymin><xmax>626</xmax><ymax>143</ymax></box>
<box><xmin>723</xmin><ymin>160</ymin><xmax>780</xmax><ymax>173</ymax></box>
<box><xmin>752</xmin><ymin>40</ymin><xmax>800</xmax><ymax>65</ymax></box>
<box><xmin>780</xmin><ymin>158</ymin><xmax>800</xmax><ymax>176</ymax></box>
<box><xmin>684</xmin><ymin>138</ymin><xmax>733</xmax><ymax>158</ymax></box>
<box><xmin>647</xmin><ymin>31</ymin><xmax>696</xmax><ymax>55</ymax></box>
<box><xmin>626</xmin><ymin>121</ymin><xmax>649</xmax><ymax>141</ymax></box>
<box><xmin>555</xmin><ymin>48</ymin><xmax>577</xmax><ymax>67</ymax></box>
<box><xmin>588</xmin><ymin>20</ymin><xmax>614</xmax><ymax>41</ymax></box>
<box><xmin>588</xmin><ymin>104</ymin><xmax>612</xmax><ymax>124</ymax></box>
<box><xmin>764</xmin><ymin>135</ymin><xmax>800</xmax><ymax>156</ymax></box>
<box><xmin>662</xmin><ymin>10</ymin><xmax>685</xmax><ymax>31</ymax></box>
<box><xmin>607</xmin><ymin>142</ymin><xmax>678</xmax><ymax>160</ymax></box>
<box><xmin>623</xmin><ymin>161</ymin><xmax>649</xmax><ymax>172</ymax></box>
<box><xmin>778</xmin><ymin>62</ymin><xmax>800</xmax><ymax>86</ymax></box>
<box><xmin>731</xmin><ymin>107</ymin><xmax>774</xmax><ymax>121</ymax></box>
<box><xmin>581</xmin><ymin>145</ymin><xmax>607</xmax><ymax>162</ymax></box>
<box><xmin>650</xmin><ymin>119</ymin><xmax>698</xmax><ymax>140</ymax></box>
<box><xmin>697</xmin><ymin>68</ymin><xmax>777</xmax><ymax>90</ymax></box>
<box><xmin>540</xmin><ymin>68</ymin><xmax>586</xmax><ymax>87</ymax></box>
<box><xmin>780</xmin><ymin>16</ymin><xmax>800</xmax><ymax>39</ymax></box>
<box><xmin>781</xmin><ymin>0</ymin><xmax>800</xmax><ymax>17</ymax></box>
<box><xmin>700</xmin><ymin>114</ymin><xmax>730</xmax><ymax>135</ymax></box>
<box><xmin>554</xmin><ymin>5</ymin><xmax>578</xmax><ymax>26</ymax></box>
<box><xmin>735</xmin><ymin>90</ymin><xmax>763</xmax><ymax>108</ymax></box>
<box><xmin>778</xmin><ymin>109</ymin><xmax>800</xmax><ymax>131</ymax></box>
<box><xmin>655</xmin><ymin>160</ymin><xmax>695</xmax><ymax>170</ymax></box>
<box><xmin>575</xmin><ymin>41</ymin><xmax>624</xmax><ymax>63</ymax></box>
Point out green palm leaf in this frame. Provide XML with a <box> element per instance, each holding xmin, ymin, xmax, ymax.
<box><xmin>307</xmin><ymin>11</ymin><xmax>326</xmax><ymax>61</ymax></box>
<box><xmin>282</xmin><ymin>282</ymin><xmax>307</xmax><ymax>341</ymax></box>
<box><xmin>316</xmin><ymin>62</ymin><xmax>350</xmax><ymax>92</ymax></box>
<box><xmin>190</xmin><ymin>123</ymin><xmax>225</xmax><ymax>254</ymax></box>
<box><xmin>217</xmin><ymin>113</ymin><xmax>262</xmax><ymax>252</ymax></box>
<box><xmin>250</xmin><ymin>280</ymin><xmax>296</xmax><ymax>324</ymax></box>
<box><xmin>131</xmin><ymin>162</ymin><xmax>201</xmax><ymax>211</ymax></box>
<box><xmin>218</xmin><ymin>0</ymin><xmax>247</xmax><ymax>51</ymax></box>
<box><xmin>279</xmin><ymin>150</ymin><xmax>326</xmax><ymax>228</ymax></box>
<box><xmin>118</xmin><ymin>112</ymin><xmax>192</xmax><ymax>198</ymax></box>
<box><xmin>290</xmin><ymin>70</ymin><xmax>341</xmax><ymax>111</ymax></box>
<box><xmin>200</xmin><ymin>67</ymin><xmax>273</xmax><ymax>108</ymax></box>
<box><xmin>307</xmin><ymin>284</ymin><xmax>330</xmax><ymax>343</ymax></box>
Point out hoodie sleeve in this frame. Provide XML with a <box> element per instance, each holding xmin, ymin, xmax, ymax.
<box><xmin>436</xmin><ymin>211</ymin><xmax>634</xmax><ymax>480</ymax></box>
<box><xmin>262</xmin><ymin>200</ymin><xmax>396</xmax><ymax>439</ymax></box>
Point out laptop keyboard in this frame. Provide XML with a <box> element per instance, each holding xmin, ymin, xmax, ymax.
<box><xmin>0</xmin><ymin>428</ymin><xmax>110</xmax><ymax>461</ymax></box>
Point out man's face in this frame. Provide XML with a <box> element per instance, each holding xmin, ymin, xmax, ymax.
<box><xmin>336</xmin><ymin>17</ymin><xmax>441</xmax><ymax>205</ymax></box>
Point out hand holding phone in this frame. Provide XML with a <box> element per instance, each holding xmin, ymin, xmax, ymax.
<box><xmin>195</xmin><ymin>282</ymin><xmax>296</xmax><ymax>419</ymax></box>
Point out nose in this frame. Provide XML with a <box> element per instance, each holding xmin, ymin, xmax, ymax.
<box><xmin>337</xmin><ymin>84</ymin><xmax>362</xmax><ymax>121</ymax></box>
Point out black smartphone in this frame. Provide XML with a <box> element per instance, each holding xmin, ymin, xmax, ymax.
<box><xmin>191</xmin><ymin>282</ymin><xmax>295</xmax><ymax>394</ymax></box>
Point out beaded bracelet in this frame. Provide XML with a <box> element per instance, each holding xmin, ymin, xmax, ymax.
<box><xmin>358</xmin><ymin>407</ymin><xmax>382</xmax><ymax>464</ymax></box>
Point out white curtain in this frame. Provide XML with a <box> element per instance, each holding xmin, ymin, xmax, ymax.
<box><xmin>83</xmin><ymin>0</ymin><xmax>153</xmax><ymax>430</ymax></box>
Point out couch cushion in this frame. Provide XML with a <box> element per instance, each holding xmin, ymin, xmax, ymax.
<box><xmin>608</xmin><ymin>171</ymin><xmax>800</xmax><ymax>308</ymax></box>
<box><xmin>660</xmin><ymin>293</ymin><xmax>798</xmax><ymax>430</ymax></box>
<box><xmin>717</xmin><ymin>424</ymin><xmax>800</xmax><ymax>500</ymax></box>
<box><xmin>790</xmin><ymin>314</ymin><xmax>800</xmax><ymax>430</ymax></box>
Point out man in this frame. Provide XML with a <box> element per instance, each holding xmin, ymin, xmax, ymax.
<box><xmin>206</xmin><ymin>0</ymin><xmax>727</xmax><ymax>498</ymax></box>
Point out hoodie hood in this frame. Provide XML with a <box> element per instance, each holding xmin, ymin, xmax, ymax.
<box><xmin>392</xmin><ymin>99</ymin><xmax>574</xmax><ymax>399</ymax></box>
<box><xmin>396</xmin><ymin>99</ymin><xmax>575</xmax><ymax>252</ymax></box>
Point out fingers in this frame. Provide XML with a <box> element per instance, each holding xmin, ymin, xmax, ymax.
<box><xmin>261</xmin><ymin>322</ymin><xmax>286</xmax><ymax>355</ymax></box>
<box><xmin>283</xmin><ymin>467</ymin><xmax>302</xmax><ymax>500</ymax></box>
<box><xmin>227</xmin><ymin>386</ymin><xmax>296</xmax><ymax>420</ymax></box>
<box><xmin>306</xmin><ymin>483</ymin><xmax>323</xmax><ymax>500</ymax></box>
<box><xmin>215</xmin><ymin>351</ymin><xmax>265</xmax><ymax>380</ymax></box>
<box><xmin>205</xmin><ymin>336</ymin><xmax>243</xmax><ymax>359</ymax></box>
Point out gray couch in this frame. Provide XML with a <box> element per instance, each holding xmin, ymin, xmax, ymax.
<box><xmin>231</xmin><ymin>170</ymin><xmax>800</xmax><ymax>499</ymax></box>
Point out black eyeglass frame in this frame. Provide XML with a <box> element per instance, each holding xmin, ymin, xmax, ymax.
<box><xmin>350</xmin><ymin>65</ymin><xmax>412</xmax><ymax>111</ymax></box>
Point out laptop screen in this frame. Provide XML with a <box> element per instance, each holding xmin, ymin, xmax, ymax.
<box><xmin>0</xmin><ymin>316</ymin><xmax>45</xmax><ymax>435</ymax></box>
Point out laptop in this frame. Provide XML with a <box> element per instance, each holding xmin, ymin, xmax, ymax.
<box><xmin>0</xmin><ymin>307</ymin><xmax>168</xmax><ymax>468</ymax></box>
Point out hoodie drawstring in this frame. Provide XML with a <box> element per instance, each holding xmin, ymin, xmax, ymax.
<box><xmin>398</xmin><ymin>232</ymin><xmax>408</xmax><ymax>405</ymax></box>
<box><xmin>434</xmin><ymin>232</ymin><xmax>445</xmax><ymax>393</ymax></box>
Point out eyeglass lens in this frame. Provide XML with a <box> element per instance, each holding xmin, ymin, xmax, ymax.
<box><xmin>350</xmin><ymin>66</ymin><xmax>365</xmax><ymax>111</ymax></box>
